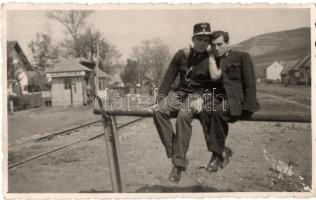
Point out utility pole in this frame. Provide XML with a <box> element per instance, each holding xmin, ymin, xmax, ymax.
<box><xmin>137</xmin><ymin>58</ymin><xmax>142</xmax><ymax>87</ymax></box>
<box><xmin>94</xmin><ymin>40</ymin><xmax>100</xmax><ymax>96</ymax></box>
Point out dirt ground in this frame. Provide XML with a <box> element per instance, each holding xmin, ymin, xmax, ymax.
<box><xmin>8</xmin><ymin>117</ymin><xmax>311</xmax><ymax>193</ymax></box>
<box><xmin>7</xmin><ymin>88</ymin><xmax>311</xmax><ymax>193</ymax></box>
<box><xmin>257</xmin><ymin>83</ymin><xmax>311</xmax><ymax>106</ymax></box>
<box><xmin>7</xmin><ymin>106</ymin><xmax>101</xmax><ymax>144</ymax></box>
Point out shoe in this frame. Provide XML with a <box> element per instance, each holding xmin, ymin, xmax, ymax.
<box><xmin>168</xmin><ymin>165</ymin><xmax>183</xmax><ymax>183</ymax></box>
<box><xmin>206</xmin><ymin>153</ymin><xmax>221</xmax><ymax>173</ymax></box>
<box><xmin>220</xmin><ymin>147</ymin><xmax>233</xmax><ymax>169</ymax></box>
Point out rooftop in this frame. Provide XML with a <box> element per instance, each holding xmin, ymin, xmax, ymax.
<box><xmin>46</xmin><ymin>57</ymin><xmax>93</xmax><ymax>73</ymax></box>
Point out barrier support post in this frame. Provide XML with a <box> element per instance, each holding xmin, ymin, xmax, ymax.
<box><xmin>102</xmin><ymin>113</ymin><xmax>123</xmax><ymax>192</ymax></box>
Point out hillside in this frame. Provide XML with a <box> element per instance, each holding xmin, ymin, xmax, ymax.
<box><xmin>232</xmin><ymin>27</ymin><xmax>310</xmax><ymax>78</ymax></box>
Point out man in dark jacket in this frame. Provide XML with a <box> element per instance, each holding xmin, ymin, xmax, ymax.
<box><xmin>153</xmin><ymin>22</ymin><xmax>214</xmax><ymax>182</ymax></box>
<box><xmin>199</xmin><ymin>31</ymin><xmax>260</xmax><ymax>173</ymax></box>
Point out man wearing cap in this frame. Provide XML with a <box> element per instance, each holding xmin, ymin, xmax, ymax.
<box><xmin>153</xmin><ymin>22</ymin><xmax>214</xmax><ymax>182</ymax></box>
<box><xmin>199</xmin><ymin>30</ymin><xmax>260</xmax><ymax>173</ymax></box>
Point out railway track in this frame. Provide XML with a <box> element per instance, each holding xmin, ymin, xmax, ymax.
<box><xmin>36</xmin><ymin>120</ymin><xmax>102</xmax><ymax>142</ymax></box>
<box><xmin>8</xmin><ymin>117</ymin><xmax>145</xmax><ymax>169</ymax></box>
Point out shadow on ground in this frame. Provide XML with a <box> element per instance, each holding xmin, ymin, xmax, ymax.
<box><xmin>80</xmin><ymin>185</ymin><xmax>233</xmax><ymax>193</ymax></box>
<box><xmin>80</xmin><ymin>188</ymin><xmax>112</xmax><ymax>193</ymax></box>
<box><xmin>135</xmin><ymin>185</ymin><xmax>233</xmax><ymax>192</ymax></box>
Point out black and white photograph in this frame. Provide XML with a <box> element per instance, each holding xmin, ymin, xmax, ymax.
<box><xmin>2</xmin><ymin>4</ymin><xmax>314</xmax><ymax>197</ymax></box>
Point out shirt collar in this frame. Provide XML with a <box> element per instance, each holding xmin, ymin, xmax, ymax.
<box><xmin>224</xmin><ymin>49</ymin><xmax>231</xmax><ymax>57</ymax></box>
<box><xmin>191</xmin><ymin>48</ymin><xmax>208</xmax><ymax>57</ymax></box>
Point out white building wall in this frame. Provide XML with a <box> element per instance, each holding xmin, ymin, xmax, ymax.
<box><xmin>51</xmin><ymin>76</ymin><xmax>85</xmax><ymax>107</ymax></box>
<box><xmin>11</xmin><ymin>49</ymin><xmax>29</xmax><ymax>94</ymax></box>
<box><xmin>51</xmin><ymin>78</ymin><xmax>70</xmax><ymax>106</ymax></box>
<box><xmin>266</xmin><ymin>63</ymin><xmax>284</xmax><ymax>81</ymax></box>
<box><xmin>18</xmin><ymin>71</ymin><xmax>29</xmax><ymax>94</ymax></box>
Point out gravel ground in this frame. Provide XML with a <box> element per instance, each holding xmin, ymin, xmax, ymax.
<box><xmin>8</xmin><ymin>118</ymin><xmax>311</xmax><ymax>193</ymax></box>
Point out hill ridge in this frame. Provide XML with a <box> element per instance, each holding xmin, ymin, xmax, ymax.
<box><xmin>232</xmin><ymin>27</ymin><xmax>310</xmax><ymax>78</ymax></box>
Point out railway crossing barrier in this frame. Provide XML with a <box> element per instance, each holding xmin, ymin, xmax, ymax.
<box><xmin>93</xmin><ymin>97</ymin><xmax>311</xmax><ymax>193</ymax></box>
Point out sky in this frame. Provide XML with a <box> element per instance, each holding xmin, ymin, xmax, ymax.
<box><xmin>6</xmin><ymin>7</ymin><xmax>310</xmax><ymax>63</ymax></box>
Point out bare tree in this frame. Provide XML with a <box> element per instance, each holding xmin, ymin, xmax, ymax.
<box><xmin>28</xmin><ymin>33</ymin><xmax>60</xmax><ymax>72</ymax></box>
<box><xmin>47</xmin><ymin>10</ymin><xmax>93</xmax><ymax>57</ymax></box>
<box><xmin>131</xmin><ymin>38</ymin><xmax>171</xmax><ymax>85</ymax></box>
<box><xmin>77</xmin><ymin>28</ymin><xmax>104</xmax><ymax>61</ymax></box>
<box><xmin>76</xmin><ymin>28</ymin><xmax>122</xmax><ymax>74</ymax></box>
<box><xmin>47</xmin><ymin>11</ymin><xmax>122</xmax><ymax>75</ymax></box>
<box><xmin>102</xmin><ymin>43</ymin><xmax>122</xmax><ymax>74</ymax></box>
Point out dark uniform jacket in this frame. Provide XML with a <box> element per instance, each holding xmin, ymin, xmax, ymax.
<box><xmin>220</xmin><ymin>50</ymin><xmax>260</xmax><ymax>116</ymax></box>
<box><xmin>158</xmin><ymin>48</ymin><xmax>211</xmax><ymax>96</ymax></box>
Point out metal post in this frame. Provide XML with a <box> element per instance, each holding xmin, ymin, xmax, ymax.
<box><xmin>102</xmin><ymin>114</ymin><xmax>123</xmax><ymax>192</ymax></box>
<box><xmin>111</xmin><ymin>116</ymin><xmax>124</xmax><ymax>191</ymax></box>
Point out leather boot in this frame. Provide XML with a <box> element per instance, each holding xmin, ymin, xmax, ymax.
<box><xmin>206</xmin><ymin>153</ymin><xmax>221</xmax><ymax>173</ymax></box>
<box><xmin>169</xmin><ymin>165</ymin><xmax>183</xmax><ymax>183</ymax></box>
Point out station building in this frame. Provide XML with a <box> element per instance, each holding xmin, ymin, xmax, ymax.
<box><xmin>46</xmin><ymin>57</ymin><xmax>97</xmax><ymax>107</ymax></box>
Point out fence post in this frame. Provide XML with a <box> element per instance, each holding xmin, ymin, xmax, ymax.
<box><xmin>102</xmin><ymin>113</ymin><xmax>123</xmax><ymax>192</ymax></box>
<box><xmin>9</xmin><ymin>99</ymin><xmax>14</xmax><ymax>114</ymax></box>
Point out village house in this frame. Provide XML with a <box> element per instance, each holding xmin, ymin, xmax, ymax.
<box><xmin>7</xmin><ymin>41</ymin><xmax>50</xmax><ymax>111</ymax></box>
<box><xmin>281</xmin><ymin>55</ymin><xmax>311</xmax><ymax>85</ymax></box>
<box><xmin>266</xmin><ymin>62</ymin><xmax>284</xmax><ymax>82</ymax></box>
<box><xmin>265</xmin><ymin>60</ymin><xmax>298</xmax><ymax>84</ymax></box>
<box><xmin>7</xmin><ymin>41</ymin><xmax>47</xmax><ymax>96</ymax></box>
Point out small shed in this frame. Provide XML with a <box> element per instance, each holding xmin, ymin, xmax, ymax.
<box><xmin>46</xmin><ymin>58</ymin><xmax>93</xmax><ymax>107</ymax></box>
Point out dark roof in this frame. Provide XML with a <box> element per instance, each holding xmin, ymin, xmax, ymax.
<box><xmin>7</xmin><ymin>41</ymin><xmax>17</xmax><ymax>53</ymax></box>
<box><xmin>108</xmin><ymin>73</ymin><xmax>123</xmax><ymax>86</ymax></box>
<box><xmin>46</xmin><ymin>57</ymin><xmax>93</xmax><ymax>73</ymax></box>
<box><xmin>7</xmin><ymin>41</ymin><xmax>33</xmax><ymax>71</ymax></box>
<box><xmin>281</xmin><ymin>59</ymin><xmax>306</xmax><ymax>75</ymax></box>
<box><xmin>293</xmin><ymin>55</ymin><xmax>311</xmax><ymax>70</ymax></box>
<box><xmin>95</xmin><ymin>67</ymin><xmax>111</xmax><ymax>78</ymax></box>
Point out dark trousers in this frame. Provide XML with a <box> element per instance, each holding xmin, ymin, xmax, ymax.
<box><xmin>198</xmin><ymin>96</ymin><xmax>236</xmax><ymax>155</ymax></box>
<box><xmin>153</xmin><ymin>91</ymin><xmax>201</xmax><ymax>168</ymax></box>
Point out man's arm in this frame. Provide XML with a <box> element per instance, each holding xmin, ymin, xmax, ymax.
<box><xmin>158</xmin><ymin>50</ymin><xmax>182</xmax><ymax>96</ymax></box>
<box><xmin>240</xmin><ymin>52</ymin><xmax>259</xmax><ymax>112</ymax></box>
<box><xmin>209</xmin><ymin>53</ymin><xmax>222</xmax><ymax>81</ymax></box>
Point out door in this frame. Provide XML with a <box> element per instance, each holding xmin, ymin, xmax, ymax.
<box><xmin>64</xmin><ymin>78</ymin><xmax>72</xmax><ymax>106</ymax></box>
<box><xmin>71</xmin><ymin>83</ymin><xmax>76</xmax><ymax>106</ymax></box>
<box><xmin>71</xmin><ymin>82</ymin><xmax>83</xmax><ymax>106</ymax></box>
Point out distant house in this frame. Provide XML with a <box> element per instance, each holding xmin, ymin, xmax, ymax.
<box><xmin>266</xmin><ymin>62</ymin><xmax>284</xmax><ymax>82</ymax></box>
<box><xmin>281</xmin><ymin>55</ymin><xmax>311</xmax><ymax>85</ymax></box>
<box><xmin>7</xmin><ymin>41</ymin><xmax>48</xmax><ymax>96</ymax></box>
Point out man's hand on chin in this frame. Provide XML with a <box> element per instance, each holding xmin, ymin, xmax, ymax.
<box><xmin>190</xmin><ymin>97</ymin><xmax>204</xmax><ymax>113</ymax></box>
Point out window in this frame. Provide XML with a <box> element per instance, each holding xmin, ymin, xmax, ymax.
<box><xmin>64</xmin><ymin>79</ymin><xmax>71</xmax><ymax>89</ymax></box>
